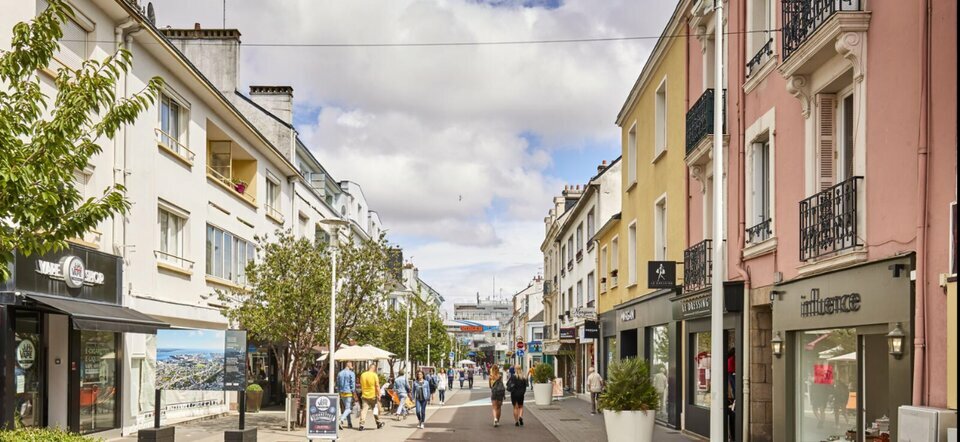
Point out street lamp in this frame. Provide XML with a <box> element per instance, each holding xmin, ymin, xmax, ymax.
<box><xmin>771</xmin><ymin>332</ymin><xmax>784</xmax><ymax>358</ymax></box>
<box><xmin>887</xmin><ymin>323</ymin><xmax>905</xmax><ymax>359</ymax></box>
<box><xmin>318</xmin><ymin>218</ymin><xmax>350</xmax><ymax>394</ymax></box>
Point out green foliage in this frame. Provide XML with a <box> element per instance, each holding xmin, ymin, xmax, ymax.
<box><xmin>0</xmin><ymin>0</ymin><xmax>162</xmax><ymax>280</ymax></box>
<box><xmin>0</xmin><ymin>427</ymin><xmax>100</xmax><ymax>442</ymax></box>
<box><xmin>598</xmin><ymin>358</ymin><xmax>660</xmax><ymax>412</ymax></box>
<box><xmin>532</xmin><ymin>363</ymin><xmax>555</xmax><ymax>384</ymax></box>
<box><xmin>246</xmin><ymin>383</ymin><xmax>263</xmax><ymax>392</ymax></box>
<box><xmin>219</xmin><ymin>229</ymin><xmax>393</xmax><ymax>398</ymax></box>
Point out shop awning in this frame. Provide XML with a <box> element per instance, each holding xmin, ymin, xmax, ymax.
<box><xmin>25</xmin><ymin>294</ymin><xmax>169</xmax><ymax>334</ymax></box>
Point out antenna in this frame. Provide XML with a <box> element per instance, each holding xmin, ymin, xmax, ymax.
<box><xmin>146</xmin><ymin>2</ymin><xmax>156</xmax><ymax>25</ymax></box>
<box><xmin>222</xmin><ymin>0</ymin><xmax>226</xmax><ymax>28</ymax></box>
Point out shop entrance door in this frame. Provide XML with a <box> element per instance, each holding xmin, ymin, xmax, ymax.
<box><xmin>686</xmin><ymin>324</ymin><xmax>737</xmax><ymax>440</ymax></box>
<box><xmin>13</xmin><ymin>310</ymin><xmax>43</xmax><ymax>428</ymax></box>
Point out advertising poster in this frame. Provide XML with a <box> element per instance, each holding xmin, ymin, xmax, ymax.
<box><xmin>156</xmin><ymin>329</ymin><xmax>226</xmax><ymax>390</ymax></box>
<box><xmin>813</xmin><ymin>363</ymin><xmax>835</xmax><ymax>385</ymax></box>
<box><xmin>223</xmin><ymin>330</ymin><xmax>247</xmax><ymax>391</ymax></box>
<box><xmin>306</xmin><ymin>393</ymin><xmax>339</xmax><ymax>440</ymax></box>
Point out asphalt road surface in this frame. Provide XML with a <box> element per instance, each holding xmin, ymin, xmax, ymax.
<box><xmin>407</xmin><ymin>387</ymin><xmax>558</xmax><ymax>441</ymax></box>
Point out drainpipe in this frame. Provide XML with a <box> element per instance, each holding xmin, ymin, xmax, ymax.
<box><xmin>912</xmin><ymin>0</ymin><xmax>931</xmax><ymax>407</ymax></box>
<box><xmin>735</xmin><ymin>1</ymin><xmax>753</xmax><ymax>440</ymax></box>
<box><xmin>113</xmin><ymin>19</ymin><xmax>139</xmax><ymax>259</ymax></box>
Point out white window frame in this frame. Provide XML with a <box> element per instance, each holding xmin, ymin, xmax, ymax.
<box><xmin>654</xmin><ymin>77</ymin><xmax>668</xmax><ymax>160</ymax></box>
<box><xmin>206</xmin><ymin>224</ymin><xmax>255</xmax><ymax>284</ymax></box>
<box><xmin>610</xmin><ymin>236</ymin><xmax>620</xmax><ymax>287</ymax></box>
<box><xmin>627</xmin><ymin>122</ymin><xmax>638</xmax><ymax>187</ymax></box>
<box><xmin>836</xmin><ymin>87</ymin><xmax>856</xmax><ymax>183</ymax></box>
<box><xmin>627</xmin><ymin>220</ymin><xmax>638</xmax><ymax>286</ymax></box>
<box><xmin>157</xmin><ymin>204</ymin><xmax>188</xmax><ymax>268</ymax></box>
<box><xmin>599</xmin><ymin>246</ymin><xmax>608</xmax><ymax>292</ymax></box>
<box><xmin>744</xmin><ymin>108</ymin><xmax>777</xmax><ymax>249</ymax></box>
<box><xmin>576</xmin><ymin>223</ymin><xmax>584</xmax><ymax>254</ymax></box>
<box><xmin>654</xmin><ymin>194</ymin><xmax>668</xmax><ymax>261</ymax></box>
<box><xmin>576</xmin><ymin>280</ymin><xmax>583</xmax><ymax>308</ymax></box>
<box><xmin>38</xmin><ymin>0</ymin><xmax>95</xmax><ymax>70</ymax></box>
<box><xmin>157</xmin><ymin>89</ymin><xmax>194</xmax><ymax>163</ymax></box>
<box><xmin>586</xmin><ymin>272</ymin><xmax>595</xmax><ymax>307</ymax></box>
<box><xmin>265</xmin><ymin>172</ymin><xmax>283</xmax><ymax>221</ymax></box>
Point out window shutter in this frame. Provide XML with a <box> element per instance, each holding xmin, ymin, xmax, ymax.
<box><xmin>816</xmin><ymin>94</ymin><xmax>836</xmax><ymax>191</ymax></box>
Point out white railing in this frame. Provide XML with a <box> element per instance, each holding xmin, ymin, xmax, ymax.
<box><xmin>206</xmin><ymin>166</ymin><xmax>257</xmax><ymax>205</ymax></box>
<box><xmin>154</xmin><ymin>250</ymin><xmax>195</xmax><ymax>270</ymax></box>
<box><xmin>265</xmin><ymin>204</ymin><xmax>285</xmax><ymax>223</ymax></box>
<box><xmin>155</xmin><ymin>128</ymin><xmax>196</xmax><ymax>163</ymax></box>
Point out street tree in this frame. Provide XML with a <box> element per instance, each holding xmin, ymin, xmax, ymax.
<box><xmin>0</xmin><ymin>0</ymin><xmax>162</xmax><ymax>280</ymax></box>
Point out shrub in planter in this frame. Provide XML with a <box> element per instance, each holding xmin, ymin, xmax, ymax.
<box><xmin>598</xmin><ymin>358</ymin><xmax>659</xmax><ymax>442</ymax></box>
<box><xmin>531</xmin><ymin>363</ymin><xmax>555</xmax><ymax>405</ymax></box>
<box><xmin>0</xmin><ymin>427</ymin><xmax>100</xmax><ymax>442</ymax></box>
<box><xmin>246</xmin><ymin>383</ymin><xmax>264</xmax><ymax>413</ymax></box>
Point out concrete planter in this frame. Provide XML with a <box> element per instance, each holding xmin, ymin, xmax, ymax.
<box><xmin>533</xmin><ymin>383</ymin><xmax>553</xmax><ymax>406</ymax></box>
<box><xmin>602</xmin><ymin>409</ymin><xmax>655</xmax><ymax>442</ymax></box>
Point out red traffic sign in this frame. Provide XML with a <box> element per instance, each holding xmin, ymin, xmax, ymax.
<box><xmin>516</xmin><ymin>341</ymin><xmax>525</xmax><ymax>349</ymax></box>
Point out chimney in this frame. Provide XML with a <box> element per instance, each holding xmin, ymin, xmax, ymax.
<box><xmin>597</xmin><ymin>159</ymin><xmax>608</xmax><ymax>174</ymax></box>
<box><xmin>249</xmin><ymin>86</ymin><xmax>294</xmax><ymax>126</ymax></box>
<box><xmin>160</xmin><ymin>24</ymin><xmax>241</xmax><ymax>93</ymax></box>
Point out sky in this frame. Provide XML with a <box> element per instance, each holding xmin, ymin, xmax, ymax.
<box><xmin>154</xmin><ymin>0</ymin><xmax>674</xmax><ymax>313</ymax></box>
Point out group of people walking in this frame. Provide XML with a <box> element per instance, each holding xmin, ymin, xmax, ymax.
<box><xmin>335</xmin><ymin>361</ymin><xmax>455</xmax><ymax>431</ymax></box>
<box><xmin>488</xmin><ymin>364</ymin><xmax>529</xmax><ymax>427</ymax></box>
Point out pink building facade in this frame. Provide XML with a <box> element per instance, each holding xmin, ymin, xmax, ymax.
<box><xmin>681</xmin><ymin>0</ymin><xmax>956</xmax><ymax>440</ymax></box>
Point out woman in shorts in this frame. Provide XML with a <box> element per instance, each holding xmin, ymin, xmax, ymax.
<box><xmin>507</xmin><ymin>364</ymin><xmax>528</xmax><ymax>426</ymax></box>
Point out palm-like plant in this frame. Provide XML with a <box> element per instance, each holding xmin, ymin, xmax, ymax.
<box><xmin>598</xmin><ymin>358</ymin><xmax>659</xmax><ymax>412</ymax></box>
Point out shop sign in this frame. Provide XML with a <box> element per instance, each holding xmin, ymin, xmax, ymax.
<box><xmin>35</xmin><ymin>255</ymin><xmax>105</xmax><ymax>288</ymax></box>
<box><xmin>527</xmin><ymin>341</ymin><xmax>543</xmax><ymax>353</ymax></box>
<box><xmin>574</xmin><ymin>306</ymin><xmax>597</xmax><ymax>319</ymax></box>
<box><xmin>800</xmin><ymin>289</ymin><xmax>861</xmax><ymax>317</ymax></box>
<box><xmin>583</xmin><ymin>320</ymin><xmax>600</xmax><ymax>339</ymax></box>
<box><xmin>305</xmin><ymin>393</ymin><xmax>339</xmax><ymax>440</ymax></box>
<box><xmin>619</xmin><ymin>308</ymin><xmax>636</xmax><ymax>322</ymax></box>
<box><xmin>16</xmin><ymin>339</ymin><xmax>36</xmax><ymax>369</ymax></box>
<box><xmin>680</xmin><ymin>294</ymin><xmax>712</xmax><ymax>319</ymax></box>
<box><xmin>460</xmin><ymin>325</ymin><xmax>483</xmax><ymax>332</ymax></box>
<box><xmin>647</xmin><ymin>261</ymin><xmax>677</xmax><ymax>289</ymax></box>
<box><xmin>559</xmin><ymin>327</ymin><xmax>577</xmax><ymax>341</ymax></box>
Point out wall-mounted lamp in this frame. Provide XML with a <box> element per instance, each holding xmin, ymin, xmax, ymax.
<box><xmin>769</xmin><ymin>290</ymin><xmax>785</xmax><ymax>303</ymax></box>
<box><xmin>771</xmin><ymin>332</ymin><xmax>784</xmax><ymax>358</ymax></box>
<box><xmin>887</xmin><ymin>322</ymin><xmax>905</xmax><ymax>359</ymax></box>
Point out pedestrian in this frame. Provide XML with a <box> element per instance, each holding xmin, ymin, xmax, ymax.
<box><xmin>459</xmin><ymin>368</ymin><xmax>465</xmax><ymax>389</ymax></box>
<box><xmin>437</xmin><ymin>370</ymin><xmax>448</xmax><ymax>405</ymax></box>
<box><xmin>427</xmin><ymin>371</ymin><xmax>438</xmax><ymax>404</ymax></box>
<box><xmin>413</xmin><ymin>370</ymin><xmax>431</xmax><ymax>429</ymax></box>
<box><xmin>380</xmin><ymin>377</ymin><xmax>393</xmax><ymax>415</ymax></box>
<box><xmin>394</xmin><ymin>370</ymin><xmax>410</xmax><ymax>421</ymax></box>
<box><xmin>489</xmin><ymin>365</ymin><xmax>506</xmax><ymax>427</ymax></box>
<box><xmin>336</xmin><ymin>361</ymin><xmax>356</xmax><ymax>430</ymax></box>
<box><xmin>447</xmin><ymin>366</ymin><xmax>455</xmax><ymax>391</ymax></box>
<box><xmin>507</xmin><ymin>364</ymin><xmax>528</xmax><ymax>426</ymax></box>
<box><xmin>528</xmin><ymin>363</ymin><xmax>536</xmax><ymax>391</ymax></box>
<box><xmin>358</xmin><ymin>362</ymin><xmax>385</xmax><ymax>431</ymax></box>
<box><xmin>586</xmin><ymin>367</ymin><xmax>604</xmax><ymax>414</ymax></box>
<box><xmin>467</xmin><ymin>367</ymin><xmax>475</xmax><ymax>389</ymax></box>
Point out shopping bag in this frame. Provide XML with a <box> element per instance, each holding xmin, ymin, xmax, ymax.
<box><xmin>405</xmin><ymin>397</ymin><xmax>415</xmax><ymax>410</ymax></box>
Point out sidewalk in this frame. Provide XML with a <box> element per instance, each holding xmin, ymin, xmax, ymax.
<box><xmin>524</xmin><ymin>394</ymin><xmax>698</xmax><ymax>442</ymax></box>
<box><xmin>107</xmin><ymin>388</ymin><xmax>465</xmax><ymax>442</ymax></box>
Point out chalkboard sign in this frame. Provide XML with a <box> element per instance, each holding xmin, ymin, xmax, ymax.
<box><xmin>306</xmin><ymin>393</ymin><xmax>339</xmax><ymax>440</ymax></box>
<box><xmin>224</xmin><ymin>330</ymin><xmax>247</xmax><ymax>391</ymax></box>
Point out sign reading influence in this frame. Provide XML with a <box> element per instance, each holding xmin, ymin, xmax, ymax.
<box><xmin>800</xmin><ymin>289</ymin><xmax>861</xmax><ymax>317</ymax></box>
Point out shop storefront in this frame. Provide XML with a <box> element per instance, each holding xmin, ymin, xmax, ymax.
<box><xmin>0</xmin><ymin>245</ymin><xmax>167</xmax><ymax>433</ymax></box>
<box><xmin>772</xmin><ymin>256</ymin><xmax>913</xmax><ymax>442</ymax></box>
<box><xmin>672</xmin><ymin>281</ymin><xmax>744</xmax><ymax>441</ymax></box>
<box><xmin>598</xmin><ymin>310</ymin><xmax>617</xmax><ymax>379</ymax></box>
<box><xmin>615</xmin><ymin>289</ymin><xmax>681</xmax><ymax>428</ymax></box>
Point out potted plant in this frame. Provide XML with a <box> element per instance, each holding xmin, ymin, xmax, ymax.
<box><xmin>246</xmin><ymin>383</ymin><xmax>264</xmax><ymax>413</ymax></box>
<box><xmin>232</xmin><ymin>178</ymin><xmax>248</xmax><ymax>194</ymax></box>
<box><xmin>531</xmin><ymin>363</ymin><xmax>555</xmax><ymax>406</ymax></box>
<box><xmin>598</xmin><ymin>358</ymin><xmax>659</xmax><ymax>442</ymax></box>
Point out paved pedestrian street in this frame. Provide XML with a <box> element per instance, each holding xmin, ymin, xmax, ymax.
<box><xmin>107</xmin><ymin>387</ymin><xmax>698</xmax><ymax>442</ymax></box>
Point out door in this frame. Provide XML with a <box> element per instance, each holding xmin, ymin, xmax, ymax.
<box><xmin>13</xmin><ymin>310</ymin><xmax>43</xmax><ymax>428</ymax></box>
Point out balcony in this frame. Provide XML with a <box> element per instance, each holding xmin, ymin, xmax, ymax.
<box><xmin>799</xmin><ymin>176</ymin><xmax>862</xmax><ymax>261</ymax></box>
<box><xmin>745</xmin><ymin>38</ymin><xmax>774</xmax><ymax>79</ymax></box>
<box><xmin>683</xmin><ymin>239</ymin><xmax>712</xmax><ymax>293</ymax></box>
<box><xmin>685</xmin><ymin>88</ymin><xmax>726</xmax><ymax>156</ymax></box>
<box><xmin>746</xmin><ymin>218</ymin><xmax>773</xmax><ymax>244</ymax></box>
<box><xmin>782</xmin><ymin>0</ymin><xmax>861</xmax><ymax>61</ymax></box>
<box><xmin>156</xmin><ymin>128</ymin><xmax>196</xmax><ymax>166</ymax></box>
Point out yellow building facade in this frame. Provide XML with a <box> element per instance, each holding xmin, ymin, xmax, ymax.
<box><xmin>594</xmin><ymin>6</ymin><xmax>687</xmax><ymax>427</ymax></box>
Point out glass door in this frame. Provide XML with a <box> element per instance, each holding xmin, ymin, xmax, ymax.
<box><xmin>796</xmin><ymin>328</ymin><xmax>858</xmax><ymax>442</ymax></box>
<box><xmin>78</xmin><ymin>330</ymin><xmax>118</xmax><ymax>433</ymax></box>
<box><xmin>14</xmin><ymin>311</ymin><xmax>43</xmax><ymax>428</ymax></box>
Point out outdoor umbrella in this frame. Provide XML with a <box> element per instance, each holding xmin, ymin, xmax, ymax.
<box><xmin>317</xmin><ymin>344</ymin><xmax>395</xmax><ymax>361</ymax></box>
<box><xmin>457</xmin><ymin>359</ymin><xmax>477</xmax><ymax>366</ymax></box>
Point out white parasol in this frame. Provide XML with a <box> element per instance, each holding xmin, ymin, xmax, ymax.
<box><xmin>317</xmin><ymin>344</ymin><xmax>395</xmax><ymax>362</ymax></box>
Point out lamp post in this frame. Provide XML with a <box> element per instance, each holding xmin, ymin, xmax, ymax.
<box><xmin>709</xmin><ymin>0</ymin><xmax>726</xmax><ymax>438</ymax></box>
<box><xmin>319</xmin><ymin>218</ymin><xmax>350</xmax><ymax>394</ymax></box>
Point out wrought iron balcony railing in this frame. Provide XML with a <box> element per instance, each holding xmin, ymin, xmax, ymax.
<box><xmin>799</xmin><ymin>176</ymin><xmax>862</xmax><ymax>261</ymax></box>
<box><xmin>746</xmin><ymin>38</ymin><xmax>774</xmax><ymax>78</ymax></box>
<box><xmin>746</xmin><ymin>218</ymin><xmax>773</xmax><ymax>244</ymax></box>
<box><xmin>782</xmin><ymin>0</ymin><xmax>862</xmax><ymax>60</ymax></box>
<box><xmin>686</xmin><ymin>88</ymin><xmax>727</xmax><ymax>155</ymax></box>
<box><xmin>683</xmin><ymin>239</ymin><xmax>713</xmax><ymax>293</ymax></box>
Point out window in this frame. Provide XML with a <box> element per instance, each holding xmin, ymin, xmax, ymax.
<box><xmin>207</xmin><ymin>139</ymin><xmax>257</xmax><ymax>204</ymax></box>
<box><xmin>628</xmin><ymin>222</ymin><xmax>637</xmax><ymax>285</ymax></box>
<box><xmin>206</xmin><ymin>224</ymin><xmax>255</xmax><ymax>284</ymax></box>
<box><xmin>158</xmin><ymin>94</ymin><xmax>192</xmax><ymax>162</ymax></box>
<box><xmin>655</xmin><ymin>79</ymin><xmax>667</xmax><ymax>157</ymax></box>
<box><xmin>208</xmin><ymin>141</ymin><xmax>233</xmax><ymax>179</ymax></box>
<box><xmin>567</xmin><ymin>287</ymin><xmax>573</xmax><ymax>313</ymax></box>
<box><xmin>576</xmin><ymin>280</ymin><xmax>583</xmax><ymax>308</ymax></box>
<box><xmin>315</xmin><ymin>225</ymin><xmax>331</xmax><ymax>245</ymax></box>
<box><xmin>533</xmin><ymin>327</ymin><xmax>544</xmax><ymax>341</ymax></box>
<box><xmin>567</xmin><ymin>237</ymin><xmax>574</xmax><ymax>265</ymax></box>
<box><xmin>561</xmin><ymin>245</ymin><xmax>567</xmax><ymax>270</ymax></box>
<box><xmin>746</xmin><ymin>0</ymin><xmax>774</xmax><ymax>74</ymax></box>
<box><xmin>704</xmin><ymin>37</ymin><xmax>716</xmax><ymax>91</ymax></box>
<box><xmin>158</xmin><ymin>208</ymin><xmax>185</xmax><ymax>264</ymax></box>
<box><xmin>655</xmin><ymin>197</ymin><xmax>667</xmax><ymax>260</ymax></box>
<box><xmin>587</xmin><ymin>209</ymin><xmax>596</xmax><ymax>240</ymax></box>
<box><xmin>838</xmin><ymin>92</ymin><xmax>855</xmax><ymax>182</ymax></box>
<box><xmin>587</xmin><ymin>272</ymin><xmax>595</xmax><ymax>307</ymax></box>
<box><xmin>748</xmin><ymin>137</ymin><xmax>772</xmax><ymax>242</ymax></box>
<box><xmin>610</xmin><ymin>237</ymin><xmax>620</xmax><ymax>284</ymax></box>
<box><xmin>265</xmin><ymin>176</ymin><xmax>281</xmax><ymax>219</ymax></box>
<box><xmin>576</xmin><ymin>223</ymin><xmax>584</xmax><ymax>254</ymax></box>
<box><xmin>38</xmin><ymin>0</ymin><xmax>91</xmax><ymax>69</ymax></box>
<box><xmin>627</xmin><ymin>123</ymin><xmax>638</xmax><ymax>185</ymax></box>
<box><xmin>599</xmin><ymin>246</ymin><xmax>607</xmax><ymax>289</ymax></box>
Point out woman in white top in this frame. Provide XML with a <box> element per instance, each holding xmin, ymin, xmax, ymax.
<box><xmin>437</xmin><ymin>371</ymin><xmax>448</xmax><ymax>405</ymax></box>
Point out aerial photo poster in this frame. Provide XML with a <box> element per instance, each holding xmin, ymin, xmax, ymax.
<box><xmin>156</xmin><ymin>329</ymin><xmax>227</xmax><ymax>391</ymax></box>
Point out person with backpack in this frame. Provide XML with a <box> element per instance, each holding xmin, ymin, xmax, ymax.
<box><xmin>447</xmin><ymin>367</ymin><xmax>455</xmax><ymax>391</ymax></box>
<box><xmin>489</xmin><ymin>365</ymin><xmax>506</xmax><ymax>427</ymax></box>
<box><xmin>507</xmin><ymin>364</ymin><xmax>528</xmax><ymax>426</ymax></box>
<box><xmin>427</xmin><ymin>371</ymin><xmax>438</xmax><ymax>404</ymax></box>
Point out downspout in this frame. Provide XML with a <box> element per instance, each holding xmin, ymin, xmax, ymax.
<box><xmin>735</xmin><ymin>2</ymin><xmax>753</xmax><ymax>439</ymax></box>
<box><xmin>912</xmin><ymin>0</ymin><xmax>931</xmax><ymax>407</ymax></box>
<box><xmin>685</xmin><ymin>15</ymin><xmax>692</xmax><ymax>252</ymax></box>
<box><xmin>113</xmin><ymin>19</ymin><xmax>139</xmax><ymax>258</ymax></box>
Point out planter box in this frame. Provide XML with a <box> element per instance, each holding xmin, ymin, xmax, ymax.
<box><xmin>603</xmin><ymin>409</ymin><xmax>655</xmax><ymax>442</ymax></box>
<box><xmin>533</xmin><ymin>383</ymin><xmax>552</xmax><ymax>406</ymax></box>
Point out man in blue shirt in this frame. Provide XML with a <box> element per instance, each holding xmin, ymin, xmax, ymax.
<box><xmin>394</xmin><ymin>370</ymin><xmax>410</xmax><ymax>420</ymax></box>
<box><xmin>336</xmin><ymin>361</ymin><xmax>357</xmax><ymax>429</ymax></box>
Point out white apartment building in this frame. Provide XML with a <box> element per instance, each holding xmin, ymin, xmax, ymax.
<box><xmin>0</xmin><ymin>1</ymin><xmax>386</xmax><ymax>436</ymax></box>
<box><xmin>540</xmin><ymin>159</ymin><xmax>620</xmax><ymax>394</ymax></box>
